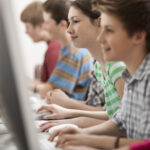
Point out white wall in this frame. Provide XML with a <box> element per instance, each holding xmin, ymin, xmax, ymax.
<box><xmin>10</xmin><ymin>0</ymin><xmax>46</xmax><ymax>79</ymax></box>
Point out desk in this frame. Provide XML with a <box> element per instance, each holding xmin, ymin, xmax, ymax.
<box><xmin>0</xmin><ymin>118</ymin><xmax>17</xmax><ymax>150</ymax></box>
<box><xmin>0</xmin><ymin>91</ymin><xmax>61</xmax><ymax>150</ymax></box>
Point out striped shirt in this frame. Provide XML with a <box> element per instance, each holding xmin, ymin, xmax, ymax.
<box><xmin>48</xmin><ymin>44</ymin><xmax>93</xmax><ymax>100</ymax></box>
<box><xmin>94</xmin><ymin>61</ymin><xmax>126</xmax><ymax>118</ymax></box>
<box><xmin>112</xmin><ymin>53</ymin><xmax>150</xmax><ymax>138</ymax></box>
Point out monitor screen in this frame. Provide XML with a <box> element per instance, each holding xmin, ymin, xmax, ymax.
<box><xmin>0</xmin><ymin>0</ymin><xmax>40</xmax><ymax>150</ymax></box>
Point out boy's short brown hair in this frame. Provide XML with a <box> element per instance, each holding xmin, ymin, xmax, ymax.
<box><xmin>43</xmin><ymin>0</ymin><xmax>70</xmax><ymax>24</ymax></box>
<box><xmin>93</xmin><ymin>0</ymin><xmax>150</xmax><ymax>52</ymax></box>
<box><xmin>20</xmin><ymin>1</ymin><xmax>44</xmax><ymax>26</ymax></box>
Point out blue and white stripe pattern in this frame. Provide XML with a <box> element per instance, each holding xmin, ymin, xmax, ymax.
<box><xmin>49</xmin><ymin>44</ymin><xmax>93</xmax><ymax>100</ymax></box>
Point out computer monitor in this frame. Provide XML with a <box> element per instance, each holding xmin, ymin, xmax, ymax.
<box><xmin>0</xmin><ymin>0</ymin><xmax>40</xmax><ymax>150</ymax></box>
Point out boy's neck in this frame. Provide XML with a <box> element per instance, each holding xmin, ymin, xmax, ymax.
<box><xmin>125</xmin><ymin>47</ymin><xmax>148</xmax><ymax>76</ymax></box>
<box><xmin>58</xmin><ymin>32</ymin><xmax>72</xmax><ymax>48</ymax></box>
<box><xmin>42</xmin><ymin>36</ymin><xmax>51</xmax><ymax>43</ymax></box>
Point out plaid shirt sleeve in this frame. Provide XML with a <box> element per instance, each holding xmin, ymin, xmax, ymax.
<box><xmin>111</xmin><ymin>107</ymin><xmax>126</xmax><ymax>131</ymax></box>
<box><xmin>140</xmin><ymin>75</ymin><xmax>150</xmax><ymax>138</ymax></box>
<box><xmin>112</xmin><ymin>73</ymin><xmax>150</xmax><ymax>138</ymax></box>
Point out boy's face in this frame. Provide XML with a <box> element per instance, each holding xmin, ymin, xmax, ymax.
<box><xmin>25</xmin><ymin>23</ymin><xmax>42</xmax><ymax>42</ymax></box>
<box><xmin>43</xmin><ymin>11</ymin><xmax>59</xmax><ymax>40</ymax></box>
<box><xmin>97</xmin><ymin>13</ymin><xmax>135</xmax><ymax>62</ymax></box>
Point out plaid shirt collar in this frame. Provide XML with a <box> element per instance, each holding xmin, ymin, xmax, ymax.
<box><xmin>122</xmin><ymin>53</ymin><xmax>150</xmax><ymax>84</ymax></box>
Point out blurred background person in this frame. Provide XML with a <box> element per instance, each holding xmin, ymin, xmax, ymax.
<box><xmin>20</xmin><ymin>1</ymin><xmax>61</xmax><ymax>91</ymax></box>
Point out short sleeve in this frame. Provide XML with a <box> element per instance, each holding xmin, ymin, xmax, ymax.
<box><xmin>48</xmin><ymin>58</ymin><xmax>79</xmax><ymax>94</ymax></box>
<box><xmin>112</xmin><ymin>107</ymin><xmax>126</xmax><ymax>131</ymax></box>
<box><xmin>108</xmin><ymin>62</ymin><xmax>126</xmax><ymax>85</ymax></box>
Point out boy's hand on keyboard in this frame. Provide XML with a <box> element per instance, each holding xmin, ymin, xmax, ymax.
<box><xmin>55</xmin><ymin>133</ymin><xmax>102</xmax><ymax>148</ymax></box>
<box><xmin>46</xmin><ymin>89</ymin><xmax>71</xmax><ymax>108</ymax></box>
<box><xmin>55</xmin><ymin>133</ymin><xmax>93</xmax><ymax>148</ymax></box>
<box><xmin>40</xmin><ymin>120</ymin><xmax>60</xmax><ymax>132</ymax></box>
<box><xmin>48</xmin><ymin>126</ymin><xmax>81</xmax><ymax>142</ymax></box>
<box><xmin>36</xmin><ymin>82</ymin><xmax>52</xmax><ymax>99</ymax></box>
<box><xmin>37</xmin><ymin>104</ymin><xmax>72</xmax><ymax>120</ymax></box>
<box><xmin>40</xmin><ymin>118</ymin><xmax>79</xmax><ymax>132</ymax></box>
<box><xmin>62</xmin><ymin>145</ymin><xmax>100</xmax><ymax>150</ymax></box>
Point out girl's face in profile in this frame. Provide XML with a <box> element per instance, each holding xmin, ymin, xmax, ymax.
<box><xmin>97</xmin><ymin>13</ymin><xmax>135</xmax><ymax>62</ymax></box>
<box><xmin>67</xmin><ymin>6</ymin><xmax>100</xmax><ymax>49</ymax></box>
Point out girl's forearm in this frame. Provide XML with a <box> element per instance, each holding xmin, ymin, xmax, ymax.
<box><xmin>69</xmin><ymin>109</ymin><xmax>108</xmax><ymax>120</ymax></box>
<box><xmin>67</xmin><ymin>98</ymin><xmax>104</xmax><ymax>111</ymax></box>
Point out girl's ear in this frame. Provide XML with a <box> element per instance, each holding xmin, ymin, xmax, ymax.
<box><xmin>59</xmin><ymin>20</ymin><xmax>68</xmax><ymax>29</ymax></box>
<box><xmin>133</xmin><ymin>31</ymin><xmax>146</xmax><ymax>45</ymax></box>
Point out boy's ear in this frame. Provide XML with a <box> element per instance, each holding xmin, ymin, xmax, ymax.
<box><xmin>94</xmin><ymin>16</ymin><xmax>101</xmax><ymax>27</ymax></box>
<box><xmin>134</xmin><ymin>31</ymin><xmax>146</xmax><ymax>45</ymax></box>
<box><xmin>59</xmin><ymin>20</ymin><xmax>68</xmax><ymax>28</ymax></box>
<box><xmin>39</xmin><ymin>23</ymin><xmax>44</xmax><ymax>29</ymax></box>
<box><xmin>35</xmin><ymin>23</ymin><xmax>43</xmax><ymax>31</ymax></box>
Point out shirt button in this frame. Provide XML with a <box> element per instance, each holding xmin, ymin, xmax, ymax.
<box><xmin>128</xmin><ymin>86</ymin><xmax>132</xmax><ymax>93</ymax></box>
<box><xmin>129</xmin><ymin>89</ymin><xmax>132</xmax><ymax>94</ymax></box>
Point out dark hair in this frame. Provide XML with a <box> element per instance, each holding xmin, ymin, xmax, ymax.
<box><xmin>43</xmin><ymin>0</ymin><xmax>70</xmax><ymax>24</ymax></box>
<box><xmin>71</xmin><ymin>0</ymin><xmax>100</xmax><ymax>20</ymax></box>
<box><xmin>94</xmin><ymin>0</ymin><xmax>150</xmax><ymax>51</ymax></box>
<box><xmin>20</xmin><ymin>1</ymin><xmax>44</xmax><ymax>26</ymax></box>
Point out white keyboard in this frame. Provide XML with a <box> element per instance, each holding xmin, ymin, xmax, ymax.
<box><xmin>48</xmin><ymin>124</ymin><xmax>78</xmax><ymax>135</ymax></box>
<box><xmin>34</xmin><ymin>110</ymin><xmax>52</xmax><ymax>120</ymax></box>
<box><xmin>39</xmin><ymin>139</ymin><xmax>61</xmax><ymax>150</ymax></box>
<box><xmin>29</xmin><ymin>96</ymin><xmax>52</xmax><ymax>120</ymax></box>
<box><xmin>35</xmin><ymin>120</ymin><xmax>48</xmax><ymax>132</ymax></box>
<box><xmin>38</xmin><ymin>133</ymin><xmax>61</xmax><ymax>150</ymax></box>
<box><xmin>29</xmin><ymin>96</ymin><xmax>47</xmax><ymax>111</ymax></box>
